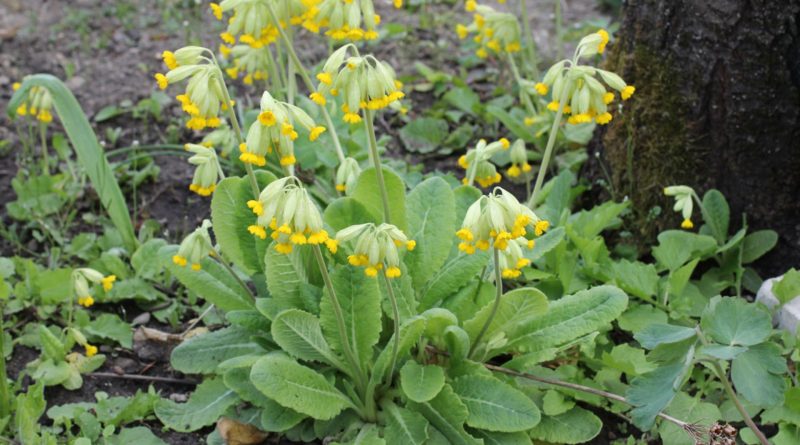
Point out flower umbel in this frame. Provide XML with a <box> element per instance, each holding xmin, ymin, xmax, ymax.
<box><xmin>456</xmin><ymin>5</ymin><xmax>522</xmax><ymax>58</ymax></box>
<box><xmin>72</xmin><ymin>268</ymin><xmax>116</xmax><ymax>307</ymax></box>
<box><xmin>664</xmin><ymin>185</ymin><xmax>696</xmax><ymax>229</ymax></box>
<box><xmin>186</xmin><ymin>143</ymin><xmax>222</xmax><ymax>196</ymax></box>
<box><xmin>172</xmin><ymin>220</ymin><xmax>214</xmax><ymax>270</ymax></box>
<box><xmin>459</xmin><ymin>138</ymin><xmax>510</xmax><ymax>188</ymax></box>
<box><xmin>12</xmin><ymin>81</ymin><xmax>54</xmax><ymax>124</ymax></box>
<box><xmin>336</xmin><ymin>223</ymin><xmax>415</xmax><ymax>278</ymax></box>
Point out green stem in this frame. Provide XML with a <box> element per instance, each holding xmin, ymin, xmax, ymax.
<box><xmin>213</xmin><ymin>249</ymin><xmax>254</xmax><ymax>301</ymax></box>
<box><xmin>0</xmin><ymin>303</ymin><xmax>9</xmax><ymax>420</ymax></box>
<box><xmin>311</xmin><ymin>245</ymin><xmax>369</xmax><ymax>396</ymax></box>
<box><xmin>527</xmin><ymin>77</ymin><xmax>570</xmax><ymax>209</ymax></box>
<box><xmin>519</xmin><ymin>0</ymin><xmax>540</xmax><ymax>78</ymax></box>
<box><xmin>468</xmin><ymin>248</ymin><xmax>503</xmax><ymax>359</ymax></box>
<box><xmin>365</xmin><ymin>110</ymin><xmax>392</xmax><ymax>224</ymax></box>
<box><xmin>39</xmin><ymin>123</ymin><xmax>50</xmax><ymax>175</ymax></box>
<box><xmin>216</xmin><ymin>76</ymin><xmax>261</xmax><ymax>196</ymax></box>
<box><xmin>696</xmin><ymin>328</ymin><xmax>769</xmax><ymax>445</ymax></box>
<box><xmin>264</xmin><ymin>2</ymin><xmax>346</xmax><ymax>165</ymax></box>
<box><xmin>507</xmin><ymin>53</ymin><xmax>539</xmax><ymax>119</ymax></box>
<box><xmin>380</xmin><ymin>269</ymin><xmax>401</xmax><ymax>389</ymax></box>
<box><xmin>265</xmin><ymin>44</ymin><xmax>284</xmax><ymax>98</ymax></box>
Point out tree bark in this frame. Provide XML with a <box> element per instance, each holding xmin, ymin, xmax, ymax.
<box><xmin>587</xmin><ymin>0</ymin><xmax>800</xmax><ymax>276</ymax></box>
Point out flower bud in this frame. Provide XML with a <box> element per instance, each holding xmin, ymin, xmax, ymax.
<box><xmin>173</xmin><ymin>220</ymin><xmax>214</xmax><ymax>270</ymax></box>
<box><xmin>185</xmin><ymin>144</ymin><xmax>221</xmax><ymax>196</ymax></box>
<box><xmin>336</xmin><ymin>157</ymin><xmax>361</xmax><ymax>194</ymax></box>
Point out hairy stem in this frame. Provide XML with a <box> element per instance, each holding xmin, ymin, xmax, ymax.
<box><xmin>469</xmin><ymin>248</ymin><xmax>503</xmax><ymax>359</ymax></box>
<box><xmin>216</xmin><ymin>76</ymin><xmax>261</xmax><ymax>197</ymax></box>
<box><xmin>527</xmin><ymin>76</ymin><xmax>570</xmax><ymax>208</ymax></box>
<box><xmin>380</xmin><ymin>269</ymin><xmax>402</xmax><ymax>389</ymax></box>
<box><xmin>365</xmin><ymin>110</ymin><xmax>392</xmax><ymax>224</ymax></box>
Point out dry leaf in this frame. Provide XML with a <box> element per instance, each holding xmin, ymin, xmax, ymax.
<box><xmin>217</xmin><ymin>417</ymin><xmax>268</xmax><ymax>445</ymax></box>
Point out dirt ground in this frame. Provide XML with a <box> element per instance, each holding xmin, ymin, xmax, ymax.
<box><xmin>1</xmin><ymin>0</ymin><xmax>611</xmax><ymax>443</ymax></box>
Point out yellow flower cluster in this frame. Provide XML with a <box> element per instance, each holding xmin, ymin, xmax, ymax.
<box><xmin>505</xmin><ymin>139</ymin><xmax>532</xmax><ymax>179</ymax></box>
<box><xmin>211</xmin><ymin>0</ymin><xmax>322</xmax><ymax>40</ymax></box>
<box><xmin>172</xmin><ymin>220</ymin><xmax>215</xmax><ymax>271</ymax></box>
<box><xmin>456</xmin><ymin>4</ymin><xmax>522</xmax><ymax>58</ymax></box>
<box><xmin>458</xmin><ymin>138</ymin><xmax>510</xmax><ymax>188</ymax></box>
<box><xmin>185</xmin><ymin>144</ymin><xmax>222</xmax><ymax>196</ymax></box>
<box><xmin>336</xmin><ymin>223</ymin><xmax>415</xmax><ymax>279</ymax></box>
<box><xmin>155</xmin><ymin>46</ymin><xmax>229</xmax><ymax>131</ymax></box>
<box><xmin>12</xmin><ymin>82</ymin><xmax>54</xmax><ymax>123</ymax></box>
<box><xmin>72</xmin><ymin>269</ymin><xmax>116</xmax><ymax>308</ymax></box>
<box><xmin>311</xmin><ymin>45</ymin><xmax>404</xmax><ymax>124</ymax></box>
<box><xmin>535</xmin><ymin>30</ymin><xmax>635</xmax><ymax>126</ymax></box>
<box><xmin>335</xmin><ymin>157</ymin><xmax>361</xmax><ymax>193</ymax></box>
<box><xmin>241</xmin><ymin>91</ymin><xmax>326</xmax><ymax>168</ymax></box>
<box><xmin>247</xmin><ymin>177</ymin><xmax>338</xmax><ymax>254</ymax></box>
<box><xmin>456</xmin><ymin>189</ymin><xmax>549</xmax><ymax>279</ymax></box>
<box><xmin>313</xmin><ymin>0</ymin><xmax>387</xmax><ymax>41</ymax></box>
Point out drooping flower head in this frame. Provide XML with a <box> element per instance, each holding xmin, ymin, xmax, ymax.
<box><xmin>336</xmin><ymin>223</ymin><xmax>415</xmax><ymax>278</ymax></box>
<box><xmin>201</xmin><ymin>123</ymin><xmax>238</xmax><ymax>158</ymax></box>
<box><xmin>241</xmin><ymin>91</ymin><xmax>326</xmax><ymax>168</ymax></box>
<box><xmin>155</xmin><ymin>46</ymin><xmax>229</xmax><ymax>130</ymax></box>
<box><xmin>246</xmin><ymin>177</ymin><xmax>337</xmax><ymax>254</ymax></box>
<box><xmin>458</xmin><ymin>138</ymin><xmax>510</xmax><ymax>188</ymax></box>
<box><xmin>223</xmin><ymin>42</ymin><xmax>273</xmax><ymax>85</ymax></box>
<box><xmin>12</xmin><ymin>82</ymin><xmax>54</xmax><ymax>124</ymax></box>
<box><xmin>335</xmin><ymin>157</ymin><xmax>361</xmax><ymax>194</ymax></box>
<box><xmin>505</xmin><ymin>139</ymin><xmax>532</xmax><ymax>179</ymax></box>
<box><xmin>185</xmin><ymin>143</ymin><xmax>222</xmax><ymax>196</ymax></box>
<box><xmin>72</xmin><ymin>268</ymin><xmax>116</xmax><ymax>307</ymax></box>
<box><xmin>211</xmin><ymin>0</ymin><xmax>320</xmax><ymax>42</ymax></box>
<box><xmin>664</xmin><ymin>185</ymin><xmax>696</xmax><ymax>229</ymax></box>
<box><xmin>534</xmin><ymin>29</ymin><xmax>635</xmax><ymax>126</ymax></box>
<box><xmin>310</xmin><ymin>45</ymin><xmax>404</xmax><ymax>123</ymax></box>
<box><xmin>456</xmin><ymin>4</ymin><xmax>522</xmax><ymax>58</ymax></box>
<box><xmin>313</xmin><ymin>0</ymin><xmax>383</xmax><ymax>41</ymax></box>
<box><xmin>456</xmin><ymin>188</ymin><xmax>549</xmax><ymax>278</ymax></box>
<box><xmin>172</xmin><ymin>219</ymin><xmax>214</xmax><ymax>270</ymax></box>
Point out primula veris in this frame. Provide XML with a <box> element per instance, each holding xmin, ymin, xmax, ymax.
<box><xmin>185</xmin><ymin>143</ymin><xmax>222</xmax><ymax>196</ymax></box>
<box><xmin>212</xmin><ymin>0</ymin><xmax>321</xmax><ymax>39</ymax></box>
<box><xmin>72</xmin><ymin>268</ymin><xmax>116</xmax><ymax>307</ymax></box>
<box><xmin>201</xmin><ymin>124</ymin><xmax>238</xmax><ymax>158</ymax></box>
<box><xmin>456</xmin><ymin>4</ymin><xmax>522</xmax><ymax>58</ymax></box>
<box><xmin>315</xmin><ymin>0</ymin><xmax>385</xmax><ymax>41</ymax></box>
<box><xmin>172</xmin><ymin>220</ymin><xmax>215</xmax><ymax>270</ymax></box>
<box><xmin>459</xmin><ymin>138</ymin><xmax>510</xmax><ymax>188</ymax></box>
<box><xmin>336</xmin><ymin>223</ymin><xmax>415</xmax><ymax>278</ymax></box>
<box><xmin>335</xmin><ymin>157</ymin><xmax>361</xmax><ymax>194</ymax></box>
<box><xmin>12</xmin><ymin>81</ymin><xmax>54</xmax><ymax>124</ymax></box>
<box><xmin>456</xmin><ymin>188</ymin><xmax>549</xmax><ymax>278</ymax></box>
<box><xmin>246</xmin><ymin>177</ymin><xmax>338</xmax><ymax>254</ymax></box>
<box><xmin>241</xmin><ymin>91</ymin><xmax>325</xmax><ymax>168</ymax></box>
<box><xmin>534</xmin><ymin>29</ymin><xmax>636</xmax><ymax>126</ymax></box>
<box><xmin>311</xmin><ymin>45</ymin><xmax>404</xmax><ymax>123</ymax></box>
<box><xmin>505</xmin><ymin>139</ymin><xmax>532</xmax><ymax>179</ymax></box>
<box><xmin>664</xmin><ymin>185</ymin><xmax>696</xmax><ymax>229</ymax></box>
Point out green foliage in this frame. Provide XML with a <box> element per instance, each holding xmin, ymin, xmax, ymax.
<box><xmin>155</xmin><ymin>378</ymin><xmax>239</xmax><ymax>432</ymax></box>
<box><xmin>774</xmin><ymin>269</ymin><xmax>800</xmax><ymax>304</ymax></box>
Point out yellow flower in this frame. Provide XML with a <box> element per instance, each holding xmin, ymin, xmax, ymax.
<box><xmin>309</xmin><ymin>126</ymin><xmax>326</xmax><ymax>141</ymax></box>
<box><xmin>85</xmin><ymin>344</ymin><xmax>98</xmax><ymax>357</ymax></box>
<box><xmin>597</xmin><ymin>29</ymin><xmax>610</xmax><ymax>53</ymax></box>
<box><xmin>154</xmin><ymin>73</ymin><xmax>168</xmax><ymax>90</ymax></box>
<box><xmin>172</xmin><ymin>255</ymin><xmax>188</xmax><ymax>266</ymax></box>
<box><xmin>101</xmin><ymin>275</ymin><xmax>116</xmax><ymax>292</ymax></box>
<box><xmin>162</xmin><ymin>51</ymin><xmax>178</xmax><ymax>70</ymax></box>
<box><xmin>210</xmin><ymin>2</ymin><xmax>223</xmax><ymax>20</ymax></box>
<box><xmin>534</xmin><ymin>82</ymin><xmax>548</xmax><ymax>95</ymax></box>
<box><xmin>681</xmin><ymin>218</ymin><xmax>694</xmax><ymax>229</ymax></box>
<box><xmin>465</xmin><ymin>0</ymin><xmax>477</xmax><ymax>11</ymax></box>
<box><xmin>456</xmin><ymin>24</ymin><xmax>469</xmax><ymax>39</ymax></box>
<box><xmin>77</xmin><ymin>296</ymin><xmax>95</xmax><ymax>307</ymax></box>
<box><xmin>621</xmin><ymin>85</ymin><xmax>636</xmax><ymax>100</ymax></box>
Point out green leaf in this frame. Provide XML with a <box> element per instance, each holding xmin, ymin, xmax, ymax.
<box><xmin>658</xmin><ymin>393</ymin><xmax>721</xmax><ymax>445</ymax></box>
<box><xmin>211</xmin><ymin>175</ymin><xmax>276</xmax><ymax>274</ymax></box>
<box><xmin>223</xmin><ymin>367</ymin><xmax>307</xmax><ymax>432</ymax></box>
<box><xmin>443</xmin><ymin>87</ymin><xmax>482</xmax><ymax>115</ymax></box>
<box><xmin>161</xmin><ymin>245</ymin><xmax>254</xmax><ymax>312</ymax></box>
<box><xmin>407</xmin><ymin>384</ymin><xmax>482</xmax><ymax>445</ymax></box>
<box><xmin>699</xmin><ymin>345</ymin><xmax>746</xmax><ymax>360</ymax></box>
<box><xmin>400</xmin><ymin>361</ymin><xmax>446</xmax><ymax>403</ymax></box>
<box><xmin>155</xmin><ymin>378</ymin><xmax>239</xmax><ymax>432</ymax></box>
<box><xmin>774</xmin><ymin>269</ymin><xmax>800</xmax><ymax>305</ymax></box>
<box><xmin>420</xmin><ymin>250</ymin><xmax>489</xmax><ymax>309</ymax></box>
<box><xmin>324</xmin><ymin>197</ymin><xmax>379</xmax><ymax>231</ymax></box>
<box><xmin>320</xmin><ymin>266</ymin><xmax>382</xmax><ymax>368</ymax></box>
<box><xmin>272</xmin><ymin>309</ymin><xmax>345</xmax><ymax>369</ymax></box>
<box><xmin>249</xmin><ymin>353</ymin><xmax>353</xmax><ymax>420</ymax></box>
<box><xmin>524</xmin><ymin>227</ymin><xmax>566</xmax><ymax>263</ymax></box>
<box><xmin>405</xmin><ymin>177</ymin><xmax>456</xmax><ymax>290</ymax></box>
<box><xmin>612</xmin><ymin>260</ymin><xmax>659</xmax><ymax>300</ymax></box>
<box><xmin>470</xmin><ymin>430</ymin><xmax>531</xmax><ymax>445</ymax></box>
<box><xmin>8</xmin><ymin>75</ymin><xmax>136</xmax><ymax>250</ymax></box>
<box><xmin>108</xmin><ymin>427</ymin><xmax>168</xmax><ymax>445</ymax></box>
<box><xmin>486</xmin><ymin>105</ymin><xmax>535</xmax><ymax>142</ymax></box>
<box><xmin>529</xmin><ymin>407</ymin><xmax>601</xmax><ymax>444</ymax></box>
<box><xmin>368</xmin><ymin>316</ymin><xmax>426</xmax><ymax>393</ymax></box>
<box><xmin>628</xmin><ymin>358</ymin><xmax>694</xmax><ymax>429</ymax></box>
<box><xmin>602</xmin><ymin>344</ymin><xmax>657</xmax><ymax>376</ymax></box>
<box><xmin>451</xmin><ymin>375</ymin><xmax>540</xmax><ymax>432</ymax></box>
<box><xmin>541</xmin><ymin>390</ymin><xmax>575</xmax><ymax>416</ymax></box>
<box><xmin>384</xmin><ymin>403</ymin><xmax>429</xmax><ymax>445</ymax></box>
<box><xmin>652</xmin><ymin>231</ymin><xmax>717</xmax><ymax>270</ymax></box>
<box><xmin>352</xmin><ymin>166</ymin><xmax>407</xmax><ymax>231</ymax></box>
<box><xmin>463</xmin><ymin>287</ymin><xmax>548</xmax><ymax>358</ymax></box>
<box><xmin>264</xmin><ymin>247</ymin><xmax>307</xmax><ymax>308</ymax></box>
<box><xmin>16</xmin><ymin>381</ymin><xmax>46</xmax><ymax>444</ymax></box>
<box><xmin>731</xmin><ymin>342</ymin><xmax>787</xmax><ymax>407</ymax></box>
<box><xmin>701</xmin><ymin>189</ymin><xmax>730</xmax><ymax>244</ymax></box>
<box><xmin>700</xmin><ymin>296</ymin><xmax>772</xmax><ymax>346</ymax></box>
<box><xmin>740</xmin><ymin>230</ymin><xmax>778</xmax><ymax>264</ymax></box>
<box><xmin>399</xmin><ymin>118</ymin><xmax>449</xmax><ymax>154</ymax></box>
<box><xmin>635</xmin><ymin>324</ymin><xmax>697</xmax><ymax>350</ymax></box>
<box><xmin>453</xmin><ymin>185</ymin><xmax>481</xmax><ymax>223</ymax></box>
<box><xmin>502</xmin><ymin>285</ymin><xmax>627</xmax><ymax>353</ymax></box>
<box><xmin>668</xmin><ymin>259</ymin><xmax>699</xmax><ymax>296</ymax></box>
<box><xmin>84</xmin><ymin>314</ymin><xmax>132</xmax><ymax>348</ymax></box>
<box><xmin>618</xmin><ymin>305</ymin><xmax>668</xmax><ymax>334</ymax></box>
<box><xmin>171</xmin><ymin>327</ymin><xmax>265</xmax><ymax>374</ymax></box>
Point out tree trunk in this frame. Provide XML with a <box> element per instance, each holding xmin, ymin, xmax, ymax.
<box><xmin>587</xmin><ymin>0</ymin><xmax>800</xmax><ymax>276</ymax></box>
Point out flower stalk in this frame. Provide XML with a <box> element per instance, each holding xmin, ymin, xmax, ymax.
<box><xmin>365</xmin><ymin>110</ymin><xmax>392</xmax><ymax>224</ymax></box>
<box><xmin>468</xmin><ymin>247</ymin><xmax>504</xmax><ymax>359</ymax></box>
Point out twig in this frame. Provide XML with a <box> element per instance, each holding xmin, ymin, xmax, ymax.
<box><xmin>88</xmin><ymin>372</ymin><xmax>198</xmax><ymax>385</ymax></box>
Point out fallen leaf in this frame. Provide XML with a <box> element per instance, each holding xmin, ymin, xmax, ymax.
<box><xmin>217</xmin><ymin>417</ymin><xmax>268</xmax><ymax>445</ymax></box>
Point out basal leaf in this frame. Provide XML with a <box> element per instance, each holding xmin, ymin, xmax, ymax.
<box><xmin>451</xmin><ymin>375</ymin><xmax>540</xmax><ymax>432</ymax></box>
<box><xmin>529</xmin><ymin>407</ymin><xmax>601</xmax><ymax>444</ymax></box>
<box><xmin>352</xmin><ymin>167</ymin><xmax>407</xmax><ymax>230</ymax></box>
<box><xmin>264</xmin><ymin>247</ymin><xmax>307</xmax><ymax>308</ymax></box>
<box><xmin>700</xmin><ymin>296</ymin><xmax>772</xmax><ymax>346</ymax></box>
<box><xmin>627</xmin><ymin>352</ymin><xmax>695</xmax><ymax>429</ymax></box>
<box><xmin>420</xmin><ymin>250</ymin><xmax>489</xmax><ymax>310</ymax></box>
<box><xmin>384</xmin><ymin>403</ymin><xmax>429</xmax><ymax>445</ymax></box>
<box><xmin>612</xmin><ymin>260</ymin><xmax>659</xmax><ymax>300</ymax></box>
<box><xmin>652</xmin><ymin>230</ymin><xmax>717</xmax><ymax>270</ymax></box>
<box><xmin>171</xmin><ymin>327</ymin><xmax>265</xmax><ymax>374</ymax></box>
<box><xmin>324</xmin><ymin>197</ymin><xmax>379</xmax><ymax>231</ymax></box>
<box><xmin>320</xmin><ymin>266</ymin><xmax>382</xmax><ymax>368</ymax></box>
<box><xmin>407</xmin><ymin>384</ymin><xmax>482</xmax><ymax>445</ymax></box>
<box><xmin>700</xmin><ymin>189</ymin><xmax>729</xmax><ymax>244</ymax></box>
<box><xmin>400</xmin><ymin>361</ymin><xmax>446</xmax><ymax>403</ymax></box>
<box><xmin>731</xmin><ymin>342</ymin><xmax>787</xmax><ymax>407</ymax></box>
<box><xmin>155</xmin><ymin>378</ymin><xmax>239</xmax><ymax>432</ymax></box>
<box><xmin>405</xmin><ymin>177</ymin><xmax>456</xmax><ymax>289</ymax></box>
<box><xmin>740</xmin><ymin>230</ymin><xmax>778</xmax><ymax>264</ymax></box>
<box><xmin>272</xmin><ymin>309</ymin><xmax>346</xmax><ymax>369</ymax></box>
<box><xmin>250</xmin><ymin>353</ymin><xmax>353</xmax><ymax>420</ymax></box>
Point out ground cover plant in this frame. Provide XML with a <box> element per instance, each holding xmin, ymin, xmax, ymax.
<box><xmin>1</xmin><ymin>0</ymin><xmax>798</xmax><ymax>444</ymax></box>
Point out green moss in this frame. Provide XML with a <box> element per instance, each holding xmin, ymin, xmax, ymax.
<box><xmin>601</xmin><ymin>44</ymin><xmax>704</xmax><ymax>248</ymax></box>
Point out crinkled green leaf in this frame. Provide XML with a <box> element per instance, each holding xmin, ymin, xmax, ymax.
<box><xmin>352</xmin><ymin>166</ymin><xmax>407</xmax><ymax>231</ymax></box>
<box><xmin>529</xmin><ymin>407</ymin><xmax>601</xmax><ymax>444</ymax></box>
<box><xmin>635</xmin><ymin>324</ymin><xmax>697</xmax><ymax>350</ymax></box>
<box><xmin>171</xmin><ymin>327</ymin><xmax>265</xmax><ymax>374</ymax></box>
<box><xmin>155</xmin><ymin>378</ymin><xmax>239</xmax><ymax>432</ymax></box>
<box><xmin>420</xmin><ymin>250</ymin><xmax>489</xmax><ymax>310</ymax></box>
<box><xmin>408</xmin><ymin>384</ymin><xmax>482</xmax><ymax>445</ymax></box>
<box><xmin>324</xmin><ymin>197</ymin><xmax>379</xmax><ymax>231</ymax></box>
<box><xmin>405</xmin><ymin>177</ymin><xmax>455</xmax><ymax>289</ymax></box>
<box><xmin>740</xmin><ymin>230</ymin><xmax>778</xmax><ymax>264</ymax></box>
<box><xmin>451</xmin><ymin>375</ymin><xmax>540</xmax><ymax>432</ymax></box>
<box><xmin>400</xmin><ymin>361</ymin><xmax>446</xmax><ymax>403</ymax></box>
<box><xmin>272</xmin><ymin>309</ymin><xmax>345</xmax><ymax>368</ymax></box>
<box><xmin>384</xmin><ymin>403</ymin><xmax>429</xmax><ymax>445</ymax></box>
<box><xmin>700</xmin><ymin>189</ymin><xmax>729</xmax><ymax>244</ymax></box>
